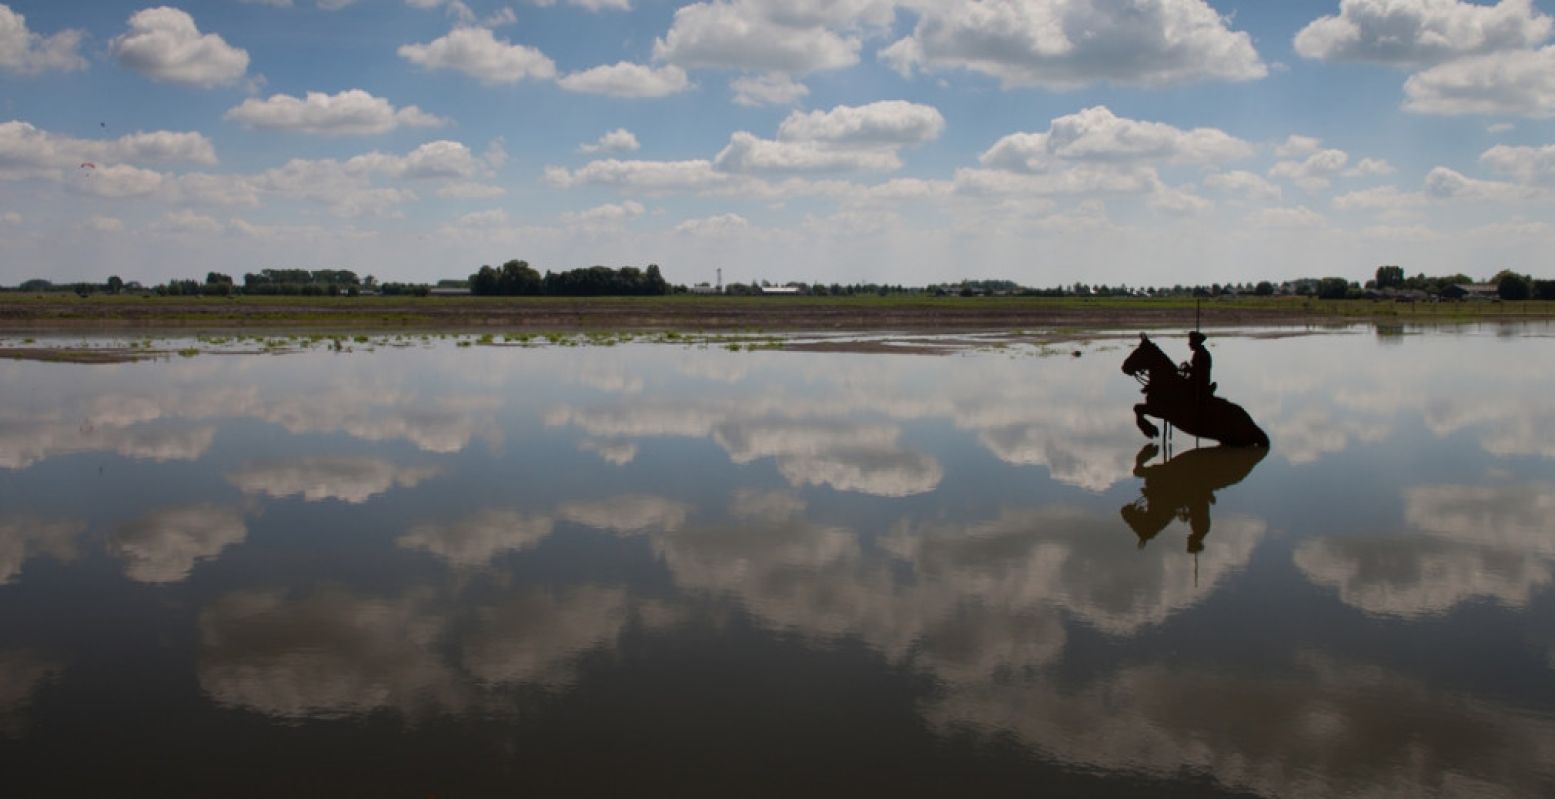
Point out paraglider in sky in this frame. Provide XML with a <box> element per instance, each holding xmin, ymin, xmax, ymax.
<box><xmin>79</xmin><ymin>162</ymin><xmax>96</xmax><ymax>169</ymax></box>
<box><xmin>79</xmin><ymin>162</ymin><xmax>96</xmax><ymax>177</ymax></box>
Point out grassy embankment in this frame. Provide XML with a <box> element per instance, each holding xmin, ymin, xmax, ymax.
<box><xmin>2</xmin><ymin>292</ymin><xmax>1553</xmax><ymax>333</ymax></box>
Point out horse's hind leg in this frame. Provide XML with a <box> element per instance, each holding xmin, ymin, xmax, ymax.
<box><xmin>1134</xmin><ymin>404</ymin><xmax>1159</xmax><ymax>438</ymax></box>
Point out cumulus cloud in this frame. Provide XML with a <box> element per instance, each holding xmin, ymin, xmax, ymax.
<box><xmin>778</xmin><ymin>100</ymin><xmax>945</xmax><ymax>147</ymax></box>
<box><xmin>560</xmin><ymin>200</ymin><xmax>645</xmax><ymax>227</ymax></box>
<box><xmin>1331</xmin><ymin>185</ymin><xmax>1428</xmax><ymax>211</ymax></box>
<box><xmin>1424</xmin><ymin>165</ymin><xmax>1536</xmax><ymax>201</ymax></box>
<box><xmin>979</xmin><ymin>106</ymin><xmax>1252</xmax><ymax>172</ymax></box>
<box><xmin>578</xmin><ymin>128</ymin><xmax>639</xmax><ymax>154</ymax></box>
<box><xmin>0</xmin><ymin>122</ymin><xmax>217</xmax><ymax>184</ymax></box>
<box><xmin>881</xmin><ymin>0</ymin><xmax>1266</xmax><ymax>89</ymax></box>
<box><xmin>436</xmin><ymin>181</ymin><xmax>506</xmax><ymax>199</ymax></box>
<box><xmin>674</xmin><ymin>212</ymin><xmax>750</xmax><ymax>236</ymax></box>
<box><xmin>398</xmin><ymin>26</ymin><xmax>556</xmax><ymax>84</ymax></box>
<box><xmin>714</xmin><ymin>100</ymin><xmax>944</xmax><ymax>175</ymax></box>
<box><xmin>1268</xmin><ymin>147</ymin><xmax>1351</xmax><ymax>190</ymax></box>
<box><xmin>224</xmin><ymin>89</ymin><xmax>448</xmax><ymax>135</ymax></box>
<box><xmin>1480</xmin><ymin>142</ymin><xmax>1555</xmax><ymax>184</ymax></box>
<box><xmin>1245</xmin><ymin>205</ymin><xmax>1324</xmax><ymax>228</ymax></box>
<box><xmin>1203</xmin><ymin>170</ymin><xmax>1283</xmax><ymax>201</ymax></box>
<box><xmin>730</xmin><ymin>72</ymin><xmax>808</xmax><ymax>107</ymax></box>
<box><xmin>1294</xmin><ymin>0</ymin><xmax>1553</xmax><ymax>66</ymax></box>
<box><xmin>558</xmin><ymin>62</ymin><xmax>690</xmax><ymax>97</ymax></box>
<box><xmin>544</xmin><ymin>158</ymin><xmax>730</xmax><ymax>193</ymax></box>
<box><xmin>110</xmin><ymin>7</ymin><xmax>249</xmax><ymax>87</ymax></box>
<box><xmin>1275</xmin><ymin>134</ymin><xmax>1322</xmax><ymax>158</ymax></box>
<box><xmin>0</xmin><ymin>3</ymin><xmax>87</xmax><ymax>74</ymax></box>
<box><xmin>653</xmin><ymin>0</ymin><xmax>881</xmax><ymax>74</ymax></box>
<box><xmin>1404</xmin><ymin>45</ymin><xmax>1555</xmax><ymax>117</ymax></box>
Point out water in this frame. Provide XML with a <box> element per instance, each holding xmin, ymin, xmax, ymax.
<box><xmin>2</xmin><ymin>326</ymin><xmax>1553</xmax><ymax>797</ymax></box>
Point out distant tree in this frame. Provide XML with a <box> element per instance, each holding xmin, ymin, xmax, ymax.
<box><xmin>498</xmin><ymin>260</ymin><xmax>542</xmax><ymax>295</ymax></box>
<box><xmin>206</xmin><ymin>271</ymin><xmax>233</xmax><ymax>286</ymax></box>
<box><xmin>1316</xmin><ymin>277</ymin><xmax>1350</xmax><ymax>300</ymax></box>
<box><xmin>106</xmin><ymin>275</ymin><xmax>124</xmax><ymax>294</ymax></box>
<box><xmin>470</xmin><ymin>265</ymin><xmax>500</xmax><ymax>295</ymax></box>
<box><xmin>1375</xmin><ymin>265</ymin><xmax>1404</xmax><ymax>289</ymax></box>
<box><xmin>19</xmin><ymin>278</ymin><xmax>54</xmax><ymax>292</ymax></box>
<box><xmin>1533</xmin><ymin>280</ymin><xmax>1555</xmax><ymax>301</ymax></box>
<box><xmin>1494</xmin><ymin>269</ymin><xmax>1532</xmax><ymax>300</ymax></box>
<box><xmin>1254</xmin><ymin>280</ymin><xmax>1274</xmax><ymax>296</ymax></box>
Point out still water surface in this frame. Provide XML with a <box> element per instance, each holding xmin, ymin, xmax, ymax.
<box><xmin>2</xmin><ymin>326</ymin><xmax>1553</xmax><ymax>796</ymax></box>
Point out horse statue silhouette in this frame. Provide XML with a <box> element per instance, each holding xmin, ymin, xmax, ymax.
<box><xmin>1121</xmin><ymin>442</ymin><xmax>1267</xmax><ymax>552</ymax></box>
<box><xmin>1121</xmin><ymin>333</ymin><xmax>1269</xmax><ymax>448</ymax></box>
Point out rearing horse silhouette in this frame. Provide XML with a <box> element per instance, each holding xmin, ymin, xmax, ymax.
<box><xmin>1121</xmin><ymin>333</ymin><xmax>1269</xmax><ymax>448</ymax></box>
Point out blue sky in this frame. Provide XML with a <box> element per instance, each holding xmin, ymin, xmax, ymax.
<box><xmin>2</xmin><ymin>0</ymin><xmax>1553</xmax><ymax>287</ymax></box>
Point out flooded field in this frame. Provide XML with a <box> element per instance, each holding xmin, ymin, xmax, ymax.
<box><xmin>2</xmin><ymin>325</ymin><xmax>1553</xmax><ymax>797</ymax></box>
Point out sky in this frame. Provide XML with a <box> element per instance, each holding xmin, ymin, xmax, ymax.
<box><xmin>1</xmin><ymin>0</ymin><xmax>1553</xmax><ymax>288</ymax></box>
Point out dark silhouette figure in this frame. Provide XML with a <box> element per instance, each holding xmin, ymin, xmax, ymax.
<box><xmin>1122</xmin><ymin>333</ymin><xmax>1269</xmax><ymax>447</ymax></box>
<box><xmin>1182</xmin><ymin>330</ymin><xmax>1215</xmax><ymax>401</ymax></box>
<box><xmin>1121</xmin><ymin>443</ymin><xmax>1267</xmax><ymax>552</ymax></box>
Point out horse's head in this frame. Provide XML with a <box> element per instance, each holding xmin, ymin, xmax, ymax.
<box><xmin>1122</xmin><ymin>333</ymin><xmax>1169</xmax><ymax>380</ymax></box>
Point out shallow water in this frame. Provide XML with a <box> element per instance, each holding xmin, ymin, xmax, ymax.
<box><xmin>2</xmin><ymin>325</ymin><xmax>1553</xmax><ymax>797</ymax></box>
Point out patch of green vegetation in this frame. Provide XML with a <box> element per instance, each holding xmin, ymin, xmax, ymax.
<box><xmin>177</xmin><ymin>347</ymin><xmax>199</xmax><ymax>358</ymax></box>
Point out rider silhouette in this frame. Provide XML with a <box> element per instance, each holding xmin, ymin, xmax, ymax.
<box><xmin>1181</xmin><ymin>331</ymin><xmax>1215</xmax><ymax>403</ymax></box>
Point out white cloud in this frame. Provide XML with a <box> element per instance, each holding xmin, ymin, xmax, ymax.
<box><xmin>777</xmin><ymin>100</ymin><xmax>945</xmax><ymax>147</ymax></box>
<box><xmin>398</xmin><ymin>26</ymin><xmax>556</xmax><ymax>84</ymax></box>
<box><xmin>0</xmin><ymin>3</ymin><xmax>87</xmax><ymax>74</ymax></box>
<box><xmin>560</xmin><ymin>200</ymin><xmax>645</xmax><ymax>227</ymax></box>
<box><xmin>347</xmin><ymin>139</ymin><xmax>481</xmax><ymax>179</ymax></box>
<box><xmin>570</xmin><ymin>0</ymin><xmax>632</xmax><ymax>9</ymax></box>
<box><xmin>482</xmin><ymin>6</ymin><xmax>517</xmax><ymax>27</ymax></box>
<box><xmin>436</xmin><ymin>181</ymin><xmax>506</xmax><ymax>199</ymax></box>
<box><xmin>1331</xmin><ymin>185</ymin><xmax>1427</xmax><ymax>211</ymax></box>
<box><xmin>675</xmin><ymin>212</ymin><xmax>750</xmax><ymax>236</ymax></box>
<box><xmin>1424</xmin><ymin>165</ymin><xmax>1537</xmax><ymax>200</ymax></box>
<box><xmin>1269</xmin><ymin>148</ymin><xmax>1350</xmax><ymax>190</ymax></box>
<box><xmin>712</xmin><ymin>100</ymin><xmax>944</xmax><ymax>176</ymax></box>
<box><xmin>714</xmin><ymin>131</ymin><xmax>902</xmax><ymax>174</ymax></box>
<box><xmin>558</xmin><ymin>62</ymin><xmax>690</xmax><ymax>97</ymax></box>
<box><xmin>1203</xmin><ymin>170</ymin><xmax>1282</xmax><ymax>201</ymax></box>
<box><xmin>1275</xmin><ymin>134</ymin><xmax>1322</xmax><ymax>158</ymax></box>
<box><xmin>157</xmin><ymin>209</ymin><xmax>222</xmax><ymax>233</ymax></box>
<box><xmin>979</xmin><ymin>106</ymin><xmax>1252</xmax><ymax>172</ymax></box>
<box><xmin>544</xmin><ymin>158</ymin><xmax>730</xmax><ymax>193</ymax></box>
<box><xmin>1404</xmin><ymin>45</ymin><xmax>1555</xmax><ymax>117</ymax></box>
<box><xmin>72</xmin><ymin>164</ymin><xmax>167</xmax><ymax>198</ymax></box>
<box><xmin>731</xmin><ymin>72</ymin><xmax>808</xmax><ymax>107</ymax></box>
<box><xmin>1480</xmin><ymin>142</ymin><xmax>1555</xmax><ymax>184</ymax></box>
<box><xmin>1149</xmin><ymin>185</ymin><xmax>1210</xmax><ymax>215</ymax></box>
<box><xmin>653</xmin><ymin>0</ymin><xmax>866</xmax><ymax>75</ymax></box>
<box><xmin>881</xmin><ymin>0</ymin><xmax>1266</xmax><ymax>89</ymax></box>
<box><xmin>1245</xmin><ymin>205</ymin><xmax>1324</xmax><ymax>228</ymax></box>
<box><xmin>1344</xmin><ymin>157</ymin><xmax>1395</xmax><ymax>177</ymax></box>
<box><xmin>110</xmin><ymin>7</ymin><xmax>249</xmax><ymax>87</ymax></box>
<box><xmin>1294</xmin><ymin>0</ymin><xmax>1553</xmax><ymax>66</ymax></box>
<box><xmin>578</xmin><ymin>128</ymin><xmax>640</xmax><ymax>154</ymax></box>
<box><xmin>1487</xmin><ymin>122</ymin><xmax>1515</xmax><ymax>133</ymax></box>
<box><xmin>0</xmin><ymin>122</ymin><xmax>217</xmax><ymax>180</ymax></box>
<box><xmin>224</xmin><ymin>89</ymin><xmax>448</xmax><ymax>135</ymax></box>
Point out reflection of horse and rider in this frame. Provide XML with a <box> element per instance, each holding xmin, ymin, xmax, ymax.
<box><xmin>1122</xmin><ymin>331</ymin><xmax>1268</xmax><ymax>448</ymax></box>
<box><xmin>1121</xmin><ymin>442</ymin><xmax>1267</xmax><ymax>552</ymax></box>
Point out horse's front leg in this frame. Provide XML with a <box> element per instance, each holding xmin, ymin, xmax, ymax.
<box><xmin>1134</xmin><ymin>403</ymin><xmax>1159</xmax><ymax>439</ymax></box>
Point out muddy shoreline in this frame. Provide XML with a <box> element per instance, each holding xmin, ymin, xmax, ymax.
<box><xmin>3</xmin><ymin>295</ymin><xmax>1541</xmax><ymax>334</ymax></box>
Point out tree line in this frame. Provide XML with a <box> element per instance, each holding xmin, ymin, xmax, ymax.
<box><xmin>468</xmin><ymin>261</ymin><xmax>668</xmax><ymax>296</ymax></box>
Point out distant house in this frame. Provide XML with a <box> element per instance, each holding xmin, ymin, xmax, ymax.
<box><xmin>428</xmin><ymin>287</ymin><xmax>471</xmax><ymax>296</ymax></box>
<box><xmin>1440</xmin><ymin>283</ymin><xmax>1498</xmax><ymax>301</ymax></box>
<box><xmin>758</xmin><ymin>285</ymin><xmax>802</xmax><ymax>295</ymax></box>
<box><xmin>688</xmin><ymin>283</ymin><xmax>721</xmax><ymax>295</ymax></box>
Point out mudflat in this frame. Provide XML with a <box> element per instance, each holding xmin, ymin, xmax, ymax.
<box><xmin>3</xmin><ymin>294</ymin><xmax>1548</xmax><ymax>333</ymax></box>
